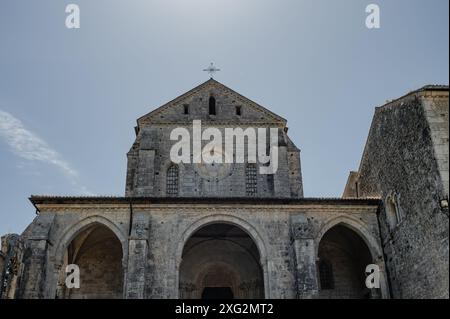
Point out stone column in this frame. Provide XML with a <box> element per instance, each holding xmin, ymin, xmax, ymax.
<box><xmin>125</xmin><ymin>211</ymin><xmax>149</xmax><ymax>299</ymax></box>
<box><xmin>18</xmin><ymin>213</ymin><xmax>55</xmax><ymax>299</ymax></box>
<box><xmin>291</xmin><ymin>216</ymin><xmax>319</xmax><ymax>299</ymax></box>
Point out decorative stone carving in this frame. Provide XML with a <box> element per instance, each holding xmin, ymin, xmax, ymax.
<box><xmin>130</xmin><ymin>214</ymin><xmax>149</xmax><ymax>240</ymax></box>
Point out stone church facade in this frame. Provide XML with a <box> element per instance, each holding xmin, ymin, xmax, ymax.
<box><xmin>0</xmin><ymin>80</ymin><xmax>448</xmax><ymax>299</ymax></box>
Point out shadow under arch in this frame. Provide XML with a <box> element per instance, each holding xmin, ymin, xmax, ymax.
<box><xmin>176</xmin><ymin>214</ymin><xmax>269</xmax><ymax>299</ymax></box>
<box><xmin>316</xmin><ymin>216</ymin><xmax>383</xmax><ymax>260</ymax></box>
<box><xmin>51</xmin><ymin>216</ymin><xmax>128</xmax><ymax>299</ymax></box>
<box><xmin>54</xmin><ymin>215</ymin><xmax>128</xmax><ymax>267</ymax></box>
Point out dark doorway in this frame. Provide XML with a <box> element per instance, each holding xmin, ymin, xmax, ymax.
<box><xmin>202</xmin><ymin>287</ymin><xmax>234</xmax><ymax>299</ymax></box>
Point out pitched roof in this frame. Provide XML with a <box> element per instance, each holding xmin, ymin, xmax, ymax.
<box><xmin>136</xmin><ymin>78</ymin><xmax>287</xmax><ymax>126</ymax></box>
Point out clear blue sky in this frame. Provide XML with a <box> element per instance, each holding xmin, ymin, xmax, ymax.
<box><xmin>0</xmin><ymin>0</ymin><xmax>448</xmax><ymax>235</ymax></box>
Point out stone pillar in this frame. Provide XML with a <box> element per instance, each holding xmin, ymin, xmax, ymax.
<box><xmin>125</xmin><ymin>211</ymin><xmax>149</xmax><ymax>299</ymax></box>
<box><xmin>53</xmin><ymin>262</ymin><xmax>65</xmax><ymax>299</ymax></box>
<box><xmin>0</xmin><ymin>234</ymin><xmax>21</xmax><ymax>299</ymax></box>
<box><xmin>19</xmin><ymin>239</ymin><xmax>49</xmax><ymax>298</ymax></box>
<box><xmin>291</xmin><ymin>215</ymin><xmax>319</xmax><ymax>299</ymax></box>
<box><xmin>376</xmin><ymin>258</ymin><xmax>391</xmax><ymax>299</ymax></box>
<box><xmin>18</xmin><ymin>213</ymin><xmax>55</xmax><ymax>299</ymax></box>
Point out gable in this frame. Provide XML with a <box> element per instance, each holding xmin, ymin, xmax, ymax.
<box><xmin>137</xmin><ymin>79</ymin><xmax>287</xmax><ymax>127</ymax></box>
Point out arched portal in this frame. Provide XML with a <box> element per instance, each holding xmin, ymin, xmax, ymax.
<box><xmin>179</xmin><ymin>223</ymin><xmax>264</xmax><ymax>299</ymax></box>
<box><xmin>317</xmin><ymin>225</ymin><xmax>376</xmax><ymax>299</ymax></box>
<box><xmin>57</xmin><ymin>224</ymin><xmax>124</xmax><ymax>299</ymax></box>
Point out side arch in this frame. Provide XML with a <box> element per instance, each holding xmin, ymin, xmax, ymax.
<box><xmin>52</xmin><ymin>215</ymin><xmax>128</xmax><ymax>299</ymax></box>
<box><xmin>316</xmin><ymin>215</ymin><xmax>389</xmax><ymax>298</ymax></box>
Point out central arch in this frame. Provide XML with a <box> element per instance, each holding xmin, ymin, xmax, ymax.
<box><xmin>178</xmin><ymin>220</ymin><xmax>266</xmax><ymax>299</ymax></box>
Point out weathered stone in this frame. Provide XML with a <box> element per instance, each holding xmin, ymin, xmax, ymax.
<box><xmin>2</xmin><ymin>81</ymin><xmax>447</xmax><ymax>299</ymax></box>
<box><xmin>344</xmin><ymin>85</ymin><xmax>449</xmax><ymax>299</ymax></box>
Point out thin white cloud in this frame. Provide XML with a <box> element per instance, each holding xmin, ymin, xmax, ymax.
<box><xmin>0</xmin><ymin>109</ymin><xmax>94</xmax><ymax>195</ymax></box>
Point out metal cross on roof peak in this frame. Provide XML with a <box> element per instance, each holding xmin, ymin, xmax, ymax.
<box><xmin>203</xmin><ymin>62</ymin><xmax>220</xmax><ymax>78</ymax></box>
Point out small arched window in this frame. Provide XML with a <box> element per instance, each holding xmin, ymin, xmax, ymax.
<box><xmin>209</xmin><ymin>96</ymin><xmax>216</xmax><ymax>115</ymax></box>
<box><xmin>245</xmin><ymin>164</ymin><xmax>257</xmax><ymax>196</ymax></box>
<box><xmin>166</xmin><ymin>164</ymin><xmax>179</xmax><ymax>196</ymax></box>
<box><xmin>319</xmin><ymin>260</ymin><xmax>334</xmax><ymax>290</ymax></box>
<box><xmin>385</xmin><ymin>192</ymin><xmax>401</xmax><ymax>231</ymax></box>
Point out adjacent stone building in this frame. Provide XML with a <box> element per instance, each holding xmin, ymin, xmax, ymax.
<box><xmin>0</xmin><ymin>80</ymin><xmax>448</xmax><ymax>299</ymax></box>
<box><xmin>343</xmin><ymin>85</ymin><xmax>449</xmax><ymax>299</ymax></box>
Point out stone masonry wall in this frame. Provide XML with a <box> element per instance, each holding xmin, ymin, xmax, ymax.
<box><xmin>125</xmin><ymin>80</ymin><xmax>303</xmax><ymax>198</ymax></box>
<box><xmin>357</xmin><ymin>90</ymin><xmax>449</xmax><ymax>298</ymax></box>
<box><xmin>422</xmin><ymin>91</ymin><xmax>449</xmax><ymax>196</ymax></box>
